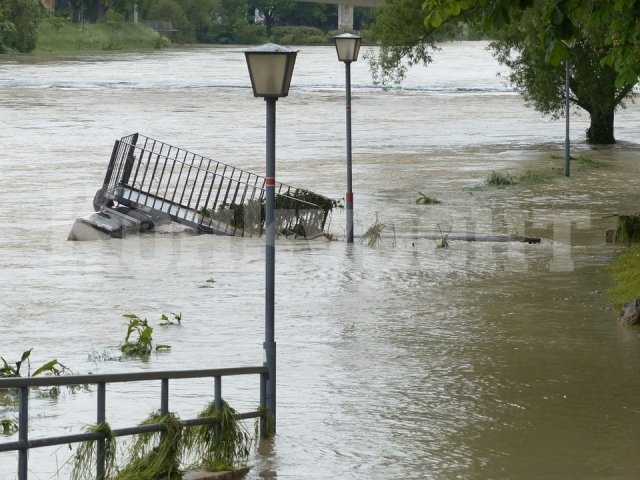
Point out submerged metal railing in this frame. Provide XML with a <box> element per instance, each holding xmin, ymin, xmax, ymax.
<box><xmin>93</xmin><ymin>133</ymin><xmax>336</xmax><ymax>238</ymax></box>
<box><xmin>0</xmin><ymin>366</ymin><xmax>267</xmax><ymax>480</ymax></box>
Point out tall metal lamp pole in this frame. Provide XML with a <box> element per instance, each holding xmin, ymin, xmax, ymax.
<box><xmin>333</xmin><ymin>33</ymin><xmax>362</xmax><ymax>243</ymax></box>
<box><xmin>564</xmin><ymin>56</ymin><xmax>571</xmax><ymax>177</ymax></box>
<box><xmin>563</xmin><ymin>40</ymin><xmax>575</xmax><ymax>178</ymax></box>
<box><xmin>245</xmin><ymin>43</ymin><xmax>297</xmax><ymax>435</ymax></box>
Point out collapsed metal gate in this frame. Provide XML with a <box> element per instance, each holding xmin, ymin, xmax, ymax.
<box><xmin>82</xmin><ymin>133</ymin><xmax>336</xmax><ymax>239</ymax></box>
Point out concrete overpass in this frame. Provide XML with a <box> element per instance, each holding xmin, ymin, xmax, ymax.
<box><xmin>297</xmin><ymin>0</ymin><xmax>385</xmax><ymax>31</ymax></box>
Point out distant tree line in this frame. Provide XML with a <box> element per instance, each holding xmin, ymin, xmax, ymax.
<box><xmin>46</xmin><ymin>0</ymin><xmax>375</xmax><ymax>44</ymax></box>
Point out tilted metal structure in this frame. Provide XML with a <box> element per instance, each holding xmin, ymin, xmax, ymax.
<box><xmin>87</xmin><ymin>133</ymin><xmax>336</xmax><ymax>239</ymax></box>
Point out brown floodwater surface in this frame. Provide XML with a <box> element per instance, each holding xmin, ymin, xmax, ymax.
<box><xmin>1</xmin><ymin>42</ymin><xmax>639</xmax><ymax>479</ymax></box>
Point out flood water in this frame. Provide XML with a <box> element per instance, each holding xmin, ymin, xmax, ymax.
<box><xmin>1</xmin><ymin>41</ymin><xmax>640</xmax><ymax>479</ymax></box>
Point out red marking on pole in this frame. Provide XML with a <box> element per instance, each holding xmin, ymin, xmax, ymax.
<box><xmin>346</xmin><ymin>192</ymin><xmax>353</xmax><ymax>202</ymax></box>
<box><xmin>346</xmin><ymin>105</ymin><xmax>352</xmax><ymax>111</ymax></box>
<box><xmin>266</xmin><ymin>177</ymin><xmax>275</xmax><ymax>186</ymax></box>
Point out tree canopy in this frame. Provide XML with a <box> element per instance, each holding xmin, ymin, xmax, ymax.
<box><xmin>371</xmin><ymin>0</ymin><xmax>640</xmax><ymax>144</ymax></box>
<box><xmin>0</xmin><ymin>0</ymin><xmax>44</xmax><ymax>53</ymax></box>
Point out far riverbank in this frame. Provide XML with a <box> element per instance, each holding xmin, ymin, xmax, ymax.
<box><xmin>35</xmin><ymin>21</ymin><xmax>171</xmax><ymax>53</ymax></box>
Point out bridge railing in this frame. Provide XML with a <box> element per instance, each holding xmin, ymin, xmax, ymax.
<box><xmin>0</xmin><ymin>366</ymin><xmax>268</xmax><ymax>480</ymax></box>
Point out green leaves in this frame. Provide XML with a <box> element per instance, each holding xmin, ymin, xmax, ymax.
<box><xmin>1</xmin><ymin>349</ymin><xmax>69</xmax><ymax>378</ymax></box>
<box><xmin>415</xmin><ymin>192</ymin><xmax>442</xmax><ymax>204</ymax></box>
<box><xmin>121</xmin><ymin>313</ymin><xmax>173</xmax><ymax>357</ymax></box>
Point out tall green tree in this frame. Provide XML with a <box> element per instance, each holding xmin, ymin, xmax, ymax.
<box><xmin>371</xmin><ymin>0</ymin><xmax>640</xmax><ymax>144</ymax></box>
<box><xmin>251</xmin><ymin>0</ymin><xmax>295</xmax><ymax>34</ymax></box>
<box><xmin>0</xmin><ymin>0</ymin><xmax>44</xmax><ymax>53</ymax></box>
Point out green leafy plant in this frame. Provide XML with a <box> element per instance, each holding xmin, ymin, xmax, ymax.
<box><xmin>184</xmin><ymin>401</ymin><xmax>254</xmax><ymax>472</ymax></box>
<box><xmin>1</xmin><ymin>418</ymin><xmax>18</xmax><ymax>435</ymax></box>
<box><xmin>70</xmin><ymin>422</ymin><xmax>116</xmax><ymax>480</ymax></box>
<box><xmin>415</xmin><ymin>192</ymin><xmax>441</xmax><ymax>205</ymax></box>
<box><xmin>114</xmin><ymin>412</ymin><xmax>183</xmax><ymax>480</ymax></box>
<box><xmin>1</xmin><ymin>349</ymin><xmax>32</xmax><ymax>378</ymax></box>
<box><xmin>362</xmin><ymin>213</ymin><xmax>385</xmax><ymax>247</ymax></box>
<box><xmin>159</xmin><ymin>312</ymin><xmax>182</xmax><ymax>326</ymax></box>
<box><xmin>120</xmin><ymin>314</ymin><xmax>170</xmax><ymax>357</ymax></box>
<box><xmin>1</xmin><ymin>349</ymin><xmax>71</xmax><ymax>378</ymax></box>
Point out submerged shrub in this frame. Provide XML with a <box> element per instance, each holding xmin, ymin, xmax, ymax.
<box><xmin>415</xmin><ymin>192</ymin><xmax>441</xmax><ymax>205</ymax></box>
<box><xmin>485</xmin><ymin>170</ymin><xmax>517</xmax><ymax>187</ymax></box>
<box><xmin>614</xmin><ymin>214</ymin><xmax>640</xmax><ymax>246</ymax></box>
<box><xmin>120</xmin><ymin>314</ymin><xmax>171</xmax><ymax>357</ymax></box>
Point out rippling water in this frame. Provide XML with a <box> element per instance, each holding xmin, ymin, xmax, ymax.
<box><xmin>1</xmin><ymin>42</ymin><xmax>640</xmax><ymax>479</ymax></box>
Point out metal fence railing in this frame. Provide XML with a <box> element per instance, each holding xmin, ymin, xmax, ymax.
<box><xmin>93</xmin><ymin>133</ymin><xmax>336</xmax><ymax>238</ymax></box>
<box><xmin>0</xmin><ymin>366</ymin><xmax>267</xmax><ymax>480</ymax></box>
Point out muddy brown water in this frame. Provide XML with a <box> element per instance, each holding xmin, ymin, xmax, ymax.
<box><xmin>1</xmin><ymin>42</ymin><xmax>640</xmax><ymax>479</ymax></box>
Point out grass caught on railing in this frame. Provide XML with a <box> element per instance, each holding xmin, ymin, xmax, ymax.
<box><xmin>113</xmin><ymin>412</ymin><xmax>183</xmax><ymax>480</ymax></box>
<box><xmin>70</xmin><ymin>422</ymin><xmax>116</xmax><ymax>480</ymax></box>
<box><xmin>184</xmin><ymin>400</ymin><xmax>254</xmax><ymax>472</ymax></box>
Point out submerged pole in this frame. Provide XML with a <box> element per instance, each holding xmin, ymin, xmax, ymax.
<box><xmin>265</xmin><ymin>97</ymin><xmax>277</xmax><ymax>430</ymax></box>
<box><xmin>564</xmin><ymin>57</ymin><xmax>571</xmax><ymax>177</ymax></box>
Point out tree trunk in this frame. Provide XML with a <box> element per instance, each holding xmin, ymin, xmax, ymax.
<box><xmin>586</xmin><ymin>109</ymin><xmax>615</xmax><ymax>144</ymax></box>
<box><xmin>70</xmin><ymin>0</ymin><xmax>82</xmax><ymax>23</ymax></box>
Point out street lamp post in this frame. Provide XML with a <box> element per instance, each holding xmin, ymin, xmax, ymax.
<box><xmin>245</xmin><ymin>43</ymin><xmax>297</xmax><ymax>435</ymax></box>
<box><xmin>564</xmin><ymin>55</ymin><xmax>571</xmax><ymax>177</ymax></box>
<box><xmin>562</xmin><ymin>40</ymin><xmax>575</xmax><ymax>178</ymax></box>
<box><xmin>333</xmin><ymin>33</ymin><xmax>362</xmax><ymax>244</ymax></box>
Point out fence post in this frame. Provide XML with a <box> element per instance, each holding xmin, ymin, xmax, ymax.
<box><xmin>161</xmin><ymin>378</ymin><xmax>169</xmax><ymax>416</ymax></box>
<box><xmin>96</xmin><ymin>382</ymin><xmax>106</xmax><ymax>479</ymax></box>
<box><xmin>18</xmin><ymin>386</ymin><xmax>28</xmax><ymax>480</ymax></box>
<box><xmin>260</xmin><ymin>371</ymin><xmax>267</xmax><ymax>439</ymax></box>
<box><xmin>120</xmin><ymin>133</ymin><xmax>139</xmax><ymax>185</ymax></box>
<box><xmin>214</xmin><ymin>376</ymin><xmax>221</xmax><ymax>442</ymax></box>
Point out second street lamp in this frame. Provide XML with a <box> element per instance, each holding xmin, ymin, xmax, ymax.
<box><xmin>333</xmin><ymin>33</ymin><xmax>362</xmax><ymax>244</ymax></box>
<box><xmin>244</xmin><ymin>43</ymin><xmax>298</xmax><ymax>435</ymax></box>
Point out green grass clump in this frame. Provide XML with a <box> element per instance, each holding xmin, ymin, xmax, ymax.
<box><xmin>607</xmin><ymin>243</ymin><xmax>640</xmax><ymax>308</ymax></box>
<box><xmin>517</xmin><ymin>169</ymin><xmax>562</xmax><ymax>185</ymax></box>
<box><xmin>114</xmin><ymin>413</ymin><xmax>183</xmax><ymax>480</ymax></box>
<box><xmin>184</xmin><ymin>400</ymin><xmax>253</xmax><ymax>472</ymax></box>
<box><xmin>415</xmin><ymin>192</ymin><xmax>441</xmax><ymax>205</ymax></box>
<box><xmin>71</xmin><ymin>422</ymin><xmax>117</xmax><ymax>480</ymax></box>
<box><xmin>574</xmin><ymin>155</ymin><xmax>601</xmax><ymax>169</ymax></box>
<box><xmin>485</xmin><ymin>171</ymin><xmax>517</xmax><ymax>187</ymax></box>
<box><xmin>362</xmin><ymin>214</ymin><xmax>385</xmax><ymax>247</ymax></box>
<box><xmin>36</xmin><ymin>20</ymin><xmax>171</xmax><ymax>53</ymax></box>
<box><xmin>613</xmin><ymin>214</ymin><xmax>640</xmax><ymax>246</ymax></box>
